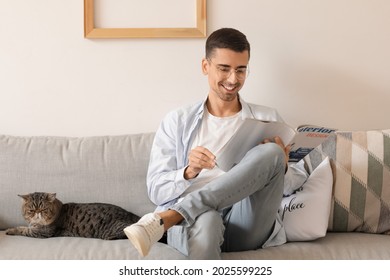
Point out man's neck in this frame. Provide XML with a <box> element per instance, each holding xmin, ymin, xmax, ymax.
<box><xmin>206</xmin><ymin>95</ymin><xmax>242</xmax><ymax>117</ymax></box>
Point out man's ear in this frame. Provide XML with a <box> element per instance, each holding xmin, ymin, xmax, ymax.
<box><xmin>201</xmin><ymin>58</ymin><xmax>209</xmax><ymax>75</ymax></box>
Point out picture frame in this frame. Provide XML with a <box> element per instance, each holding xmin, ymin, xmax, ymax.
<box><xmin>84</xmin><ymin>0</ymin><xmax>207</xmax><ymax>38</ymax></box>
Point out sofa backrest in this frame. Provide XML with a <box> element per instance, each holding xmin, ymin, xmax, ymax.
<box><xmin>0</xmin><ymin>133</ymin><xmax>157</xmax><ymax>229</ymax></box>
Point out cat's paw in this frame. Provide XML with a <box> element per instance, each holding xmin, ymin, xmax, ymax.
<box><xmin>5</xmin><ymin>228</ymin><xmax>19</xmax><ymax>235</ymax></box>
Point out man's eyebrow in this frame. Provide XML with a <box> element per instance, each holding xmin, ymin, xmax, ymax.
<box><xmin>217</xmin><ymin>63</ymin><xmax>247</xmax><ymax>69</ymax></box>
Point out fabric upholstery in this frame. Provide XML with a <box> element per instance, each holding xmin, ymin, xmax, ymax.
<box><xmin>304</xmin><ymin>129</ymin><xmax>390</xmax><ymax>234</ymax></box>
<box><xmin>0</xmin><ymin>133</ymin><xmax>157</xmax><ymax>230</ymax></box>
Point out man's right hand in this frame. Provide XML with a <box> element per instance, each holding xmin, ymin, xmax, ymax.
<box><xmin>184</xmin><ymin>146</ymin><xmax>216</xmax><ymax>180</ymax></box>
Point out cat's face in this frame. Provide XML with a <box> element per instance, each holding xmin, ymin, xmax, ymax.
<box><xmin>19</xmin><ymin>192</ymin><xmax>60</xmax><ymax>226</ymax></box>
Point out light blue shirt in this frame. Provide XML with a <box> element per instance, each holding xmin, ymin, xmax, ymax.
<box><xmin>147</xmin><ymin>96</ymin><xmax>284</xmax><ymax>211</ymax></box>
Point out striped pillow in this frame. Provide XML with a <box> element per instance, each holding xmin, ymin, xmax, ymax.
<box><xmin>304</xmin><ymin>129</ymin><xmax>390</xmax><ymax>233</ymax></box>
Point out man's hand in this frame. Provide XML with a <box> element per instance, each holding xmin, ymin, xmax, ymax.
<box><xmin>263</xmin><ymin>136</ymin><xmax>291</xmax><ymax>166</ymax></box>
<box><xmin>184</xmin><ymin>146</ymin><xmax>216</xmax><ymax>180</ymax></box>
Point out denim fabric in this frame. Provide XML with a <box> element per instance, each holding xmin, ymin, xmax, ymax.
<box><xmin>168</xmin><ymin>143</ymin><xmax>287</xmax><ymax>259</ymax></box>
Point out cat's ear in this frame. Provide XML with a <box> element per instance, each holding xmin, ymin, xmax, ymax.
<box><xmin>46</xmin><ymin>193</ymin><xmax>57</xmax><ymax>202</ymax></box>
<box><xmin>17</xmin><ymin>194</ymin><xmax>30</xmax><ymax>201</ymax></box>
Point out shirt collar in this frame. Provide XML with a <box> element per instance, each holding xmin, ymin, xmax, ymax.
<box><xmin>196</xmin><ymin>94</ymin><xmax>254</xmax><ymax>120</ymax></box>
<box><xmin>239</xmin><ymin>96</ymin><xmax>255</xmax><ymax>119</ymax></box>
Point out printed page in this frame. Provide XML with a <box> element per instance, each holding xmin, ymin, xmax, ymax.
<box><xmin>288</xmin><ymin>125</ymin><xmax>337</xmax><ymax>162</ymax></box>
<box><xmin>216</xmin><ymin>119</ymin><xmax>296</xmax><ymax>172</ymax></box>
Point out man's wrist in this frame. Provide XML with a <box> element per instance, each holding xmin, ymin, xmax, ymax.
<box><xmin>184</xmin><ymin>166</ymin><xmax>199</xmax><ymax>180</ymax></box>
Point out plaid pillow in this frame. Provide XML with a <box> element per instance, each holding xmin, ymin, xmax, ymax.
<box><xmin>303</xmin><ymin>129</ymin><xmax>390</xmax><ymax>233</ymax></box>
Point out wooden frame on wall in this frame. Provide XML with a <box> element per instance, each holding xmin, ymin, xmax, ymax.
<box><xmin>84</xmin><ymin>0</ymin><xmax>207</xmax><ymax>38</ymax></box>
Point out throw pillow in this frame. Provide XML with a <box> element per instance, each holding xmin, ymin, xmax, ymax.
<box><xmin>304</xmin><ymin>129</ymin><xmax>390</xmax><ymax>234</ymax></box>
<box><xmin>279</xmin><ymin>157</ymin><xmax>333</xmax><ymax>241</ymax></box>
<box><xmin>284</xmin><ymin>160</ymin><xmax>309</xmax><ymax>196</ymax></box>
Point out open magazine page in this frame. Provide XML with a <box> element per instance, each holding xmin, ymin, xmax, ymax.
<box><xmin>216</xmin><ymin>119</ymin><xmax>337</xmax><ymax>171</ymax></box>
<box><xmin>288</xmin><ymin>125</ymin><xmax>337</xmax><ymax>162</ymax></box>
<box><xmin>216</xmin><ymin>119</ymin><xmax>296</xmax><ymax>172</ymax></box>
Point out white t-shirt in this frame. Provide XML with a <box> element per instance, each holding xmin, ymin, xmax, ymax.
<box><xmin>181</xmin><ymin>107</ymin><xmax>244</xmax><ymax>197</ymax></box>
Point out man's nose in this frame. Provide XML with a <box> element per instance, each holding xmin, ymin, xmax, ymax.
<box><xmin>226</xmin><ymin>70</ymin><xmax>238</xmax><ymax>83</ymax></box>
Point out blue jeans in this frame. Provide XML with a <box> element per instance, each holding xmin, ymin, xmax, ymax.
<box><xmin>168</xmin><ymin>143</ymin><xmax>286</xmax><ymax>259</ymax></box>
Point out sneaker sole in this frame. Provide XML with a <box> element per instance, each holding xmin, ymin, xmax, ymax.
<box><xmin>124</xmin><ymin>226</ymin><xmax>150</xmax><ymax>257</ymax></box>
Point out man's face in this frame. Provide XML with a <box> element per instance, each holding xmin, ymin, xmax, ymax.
<box><xmin>202</xmin><ymin>48</ymin><xmax>249</xmax><ymax>103</ymax></box>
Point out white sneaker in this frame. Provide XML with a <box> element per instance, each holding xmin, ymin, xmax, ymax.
<box><xmin>123</xmin><ymin>213</ymin><xmax>164</xmax><ymax>257</ymax></box>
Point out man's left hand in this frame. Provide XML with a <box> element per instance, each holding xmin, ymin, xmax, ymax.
<box><xmin>263</xmin><ymin>136</ymin><xmax>291</xmax><ymax>166</ymax></box>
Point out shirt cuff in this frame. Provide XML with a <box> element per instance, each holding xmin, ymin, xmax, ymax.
<box><xmin>174</xmin><ymin>166</ymin><xmax>192</xmax><ymax>191</ymax></box>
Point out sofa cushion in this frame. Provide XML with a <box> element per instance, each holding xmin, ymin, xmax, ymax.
<box><xmin>304</xmin><ymin>129</ymin><xmax>390</xmax><ymax>233</ymax></box>
<box><xmin>0</xmin><ymin>231</ymin><xmax>186</xmax><ymax>260</ymax></box>
<box><xmin>0</xmin><ymin>133</ymin><xmax>157</xmax><ymax>230</ymax></box>
<box><xmin>279</xmin><ymin>157</ymin><xmax>333</xmax><ymax>241</ymax></box>
<box><xmin>222</xmin><ymin>232</ymin><xmax>390</xmax><ymax>260</ymax></box>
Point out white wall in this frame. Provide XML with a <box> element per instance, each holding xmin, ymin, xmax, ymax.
<box><xmin>1</xmin><ymin>0</ymin><xmax>389</xmax><ymax>137</ymax></box>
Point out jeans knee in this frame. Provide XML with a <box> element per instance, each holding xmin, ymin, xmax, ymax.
<box><xmin>269</xmin><ymin>143</ymin><xmax>286</xmax><ymax>166</ymax></box>
<box><xmin>252</xmin><ymin>143</ymin><xmax>285</xmax><ymax>169</ymax></box>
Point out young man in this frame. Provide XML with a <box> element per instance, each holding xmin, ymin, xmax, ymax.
<box><xmin>124</xmin><ymin>28</ymin><xmax>289</xmax><ymax>259</ymax></box>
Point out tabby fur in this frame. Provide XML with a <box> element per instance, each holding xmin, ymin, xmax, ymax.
<box><xmin>5</xmin><ymin>192</ymin><xmax>140</xmax><ymax>240</ymax></box>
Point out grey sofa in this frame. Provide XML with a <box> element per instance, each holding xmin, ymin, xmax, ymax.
<box><xmin>1</xmin><ymin>132</ymin><xmax>389</xmax><ymax>260</ymax></box>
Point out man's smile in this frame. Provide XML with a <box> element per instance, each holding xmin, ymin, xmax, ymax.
<box><xmin>221</xmin><ymin>83</ymin><xmax>239</xmax><ymax>92</ymax></box>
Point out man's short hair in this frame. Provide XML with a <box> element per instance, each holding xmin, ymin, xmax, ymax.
<box><xmin>205</xmin><ymin>28</ymin><xmax>250</xmax><ymax>59</ymax></box>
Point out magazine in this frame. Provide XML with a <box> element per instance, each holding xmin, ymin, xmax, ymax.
<box><xmin>216</xmin><ymin>119</ymin><xmax>336</xmax><ymax>172</ymax></box>
<box><xmin>288</xmin><ymin>124</ymin><xmax>337</xmax><ymax>162</ymax></box>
